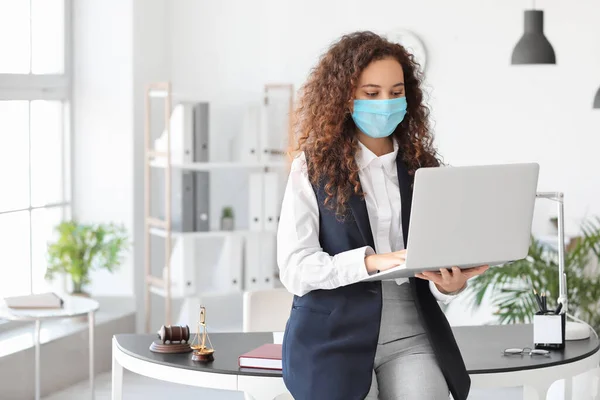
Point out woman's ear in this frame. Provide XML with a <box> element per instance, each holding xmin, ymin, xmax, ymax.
<box><xmin>348</xmin><ymin>99</ymin><xmax>354</xmax><ymax>114</ymax></box>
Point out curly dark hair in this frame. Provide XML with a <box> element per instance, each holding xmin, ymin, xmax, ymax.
<box><xmin>294</xmin><ymin>31</ymin><xmax>440</xmax><ymax>216</ymax></box>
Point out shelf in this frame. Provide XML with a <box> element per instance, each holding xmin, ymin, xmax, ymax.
<box><xmin>149</xmin><ymin>228</ymin><xmax>274</xmax><ymax>239</ymax></box>
<box><xmin>149</xmin><ymin>286</ymin><xmax>169</xmax><ymax>297</ymax></box>
<box><xmin>149</xmin><ymin>286</ymin><xmax>242</xmax><ymax>298</ymax></box>
<box><xmin>149</xmin><ymin>158</ymin><xmax>287</xmax><ymax>171</ymax></box>
<box><xmin>146</xmin><ymin>217</ymin><xmax>167</xmax><ymax>229</ymax></box>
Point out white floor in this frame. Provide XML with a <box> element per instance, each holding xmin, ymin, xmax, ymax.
<box><xmin>43</xmin><ymin>370</ymin><xmax>522</xmax><ymax>400</ymax></box>
<box><xmin>43</xmin><ymin>370</ymin><xmax>245</xmax><ymax>400</ymax></box>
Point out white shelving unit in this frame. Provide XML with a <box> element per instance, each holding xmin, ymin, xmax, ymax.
<box><xmin>149</xmin><ymin>158</ymin><xmax>287</xmax><ymax>171</ymax></box>
<box><xmin>150</xmin><ymin>227</ymin><xmax>254</xmax><ymax>239</ymax></box>
<box><xmin>144</xmin><ymin>82</ymin><xmax>173</xmax><ymax>333</ymax></box>
<box><xmin>144</xmin><ymin>81</ymin><xmax>294</xmax><ymax>332</ymax></box>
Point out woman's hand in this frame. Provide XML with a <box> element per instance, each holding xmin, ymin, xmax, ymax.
<box><xmin>415</xmin><ymin>265</ymin><xmax>489</xmax><ymax>294</ymax></box>
<box><xmin>365</xmin><ymin>250</ymin><xmax>407</xmax><ymax>275</ymax></box>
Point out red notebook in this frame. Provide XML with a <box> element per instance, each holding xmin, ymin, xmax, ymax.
<box><xmin>238</xmin><ymin>343</ymin><xmax>282</xmax><ymax>370</ymax></box>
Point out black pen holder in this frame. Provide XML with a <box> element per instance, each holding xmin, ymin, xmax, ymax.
<box><xmin>533</xmin><ymin>312</ymin><xmax>565</xmax><ymax>350</ymax></box>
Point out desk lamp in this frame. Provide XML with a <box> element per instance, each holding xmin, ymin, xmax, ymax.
<box><xmin>536</xmin><ymin>192</ymin><xmax>590</xmax><ymax>340</ymax></box>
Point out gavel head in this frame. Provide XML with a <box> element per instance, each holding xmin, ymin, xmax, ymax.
<box><xmin>157</xmin><ymin>325</ymin><xmax>190</xmax><ymax>344</ymax></box>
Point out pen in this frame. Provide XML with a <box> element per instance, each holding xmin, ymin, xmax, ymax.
<box><xmin>533</xmin><ymin>289</ymin><xmax>544</xmax><ymax>313</ymax></box>
<box><xmin>541</xmin><ymin>292</ymin><xmax>547</xmax><ymax>313</ymax></box>
<box><xmin>554</xmin><ymin>302</ymin><xmax>563</xmax><ymax>315</ymax></box>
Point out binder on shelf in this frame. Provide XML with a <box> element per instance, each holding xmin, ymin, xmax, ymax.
<box><xmin>243</xmin><ymin>232</ymin><xmax>278</xmax><ymax>291</ymax></box>
<box><xmin>244</xmin><ymin>234</ymin><xmax>263</xmax><ymax>291</ymax></box>
<box><xmin>167</xmin><ymin>236</ymin><xmax>197</xmax><ymax>298</ymax></box>
<box><xmin>217</xmin><ymin>235</ymin><xmax>243</xmax><ymax>292</ymax></box>
<box><xmin>171</xmin><ymin>170</ymin><xmax>195</xmax><ymax>232</ymax></box>
<box><xmin>249</xmin><ymin>173</ymin><xmax>264</xmax><ymax>232</ymax></box>
<box><xmin>260</xmin><ymin>89</ymin><xmax>291</xmax><ymax>162</ymax></box>
<box><xmin>258</xmin><ymin>104</ymin><xmax>270</xmax><ymax>162</ymax></box>
<box><xmin>239</xmin><ymin>103</ymin><xmax>261</xmax><ymax>162</ymax></box>
<box><xmin>193</xmin><ymin>103</ymin><xmax>209</xmax><ymax>163</ymax></box>
<box><xmin>156</xmin><ymin>168</ymin><xmax>195</xmax><ymax>233</ymax></box>
<box><xmin>193</xmin><ymin>102</ymin><xmax>210</xmax><ymax>231</ymax></box>
<box><xmin>195</xmin><ymin>171</ymin><xmax>210</xmax><ymax>232</ymax></box>
<box><xmin>259</xmin><ymin>232</ymin><xmax>278</xmax><ymax>289</ymax></box>
<box><xmin>154</xmin><ymin>101</ymin><xmax>211</xmax><ymax>232</ymax></box>
<box><xmin>263</xmin><ymin>172</ymin><xmax>281</xmax><ymax>232</ymax></box>
<box><xmin>153</xmin><ymin>103</ymin><xmax>194</xmax><ymax>165</ymax></box>
<box><xmin>167</xmin><ymin>235</ymin><xmax>243</xmax><ymax>298</ymax></box>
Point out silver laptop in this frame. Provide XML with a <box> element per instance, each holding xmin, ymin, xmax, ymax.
<box><xmin>360</xmin><ymin>163</ymin><xmax>539</xmax><ymax>282</ymax></box>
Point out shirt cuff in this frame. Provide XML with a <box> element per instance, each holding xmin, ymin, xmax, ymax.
<box><xmin>336</xmin><ymin>246</ymin><xmax>374</xmax><ymax>286</ymax></box>
<box><xmin>429</xmin><ymin>280</ymin><xmax>467</xmax><ymax>304</ymax></box>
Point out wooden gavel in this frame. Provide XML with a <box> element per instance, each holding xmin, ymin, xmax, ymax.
<box><xmin>157</xmin><ymin>325</ymin><xmax>190</xmax><ymax>344</ymax></box>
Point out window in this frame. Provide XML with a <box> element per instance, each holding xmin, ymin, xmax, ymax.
<box><xmin>0</xmin><ymin>0</ymin><xmax>71</xmax><ymax>300</ymax></box>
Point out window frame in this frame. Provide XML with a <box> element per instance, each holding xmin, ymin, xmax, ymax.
<box><xmin>0</xmin><ymin>0</ymin><xmax>72</xmax><ymax>318</ymax></box>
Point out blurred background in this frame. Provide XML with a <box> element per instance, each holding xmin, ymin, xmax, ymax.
<box><xmin>1</xmin><ymin>0</ymin><xmax>600</xmax><ymax>399</ymax></box>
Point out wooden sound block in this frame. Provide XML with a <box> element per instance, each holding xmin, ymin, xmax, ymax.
<box><xmin>149</xmin><ymin>340</ymin><xmax>192</xmax><ymax>354</ymax></box>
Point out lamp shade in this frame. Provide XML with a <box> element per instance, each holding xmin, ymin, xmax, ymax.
<box><xmin>594</xmin><ymin>87</ymin><xmax>600</xmax><ymax>109</ymax></box>
<box><xmin>511</xmin><ymin>10</ymin><xmax>556</xmax><ymax>65</ymax></box>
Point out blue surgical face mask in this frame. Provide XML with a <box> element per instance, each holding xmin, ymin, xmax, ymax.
<box><xmin>351</xmin><ymin>97</ymin><xmax>407</xmax><ymax>138</ymax></box>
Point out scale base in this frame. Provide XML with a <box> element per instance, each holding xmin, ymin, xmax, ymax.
<box><xmin>192</xmin><ymin>351</ymin><xmax>214</xmax><ymax>362</ymax></box>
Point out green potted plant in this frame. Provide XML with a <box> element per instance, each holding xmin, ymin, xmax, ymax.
<box><xmin>45</xmin><ymin>221</ymin><xmax>129</xmax><ymax>296</ymax></box>
<box><xmin>221</xmin><ymin>206</ymin><xmax>235</xmax><ymax>231</ymax></box>
<box><xmin>457</xmin><ymin>217</ymin><xmax>600</xmax><ymax>331</ymax></box>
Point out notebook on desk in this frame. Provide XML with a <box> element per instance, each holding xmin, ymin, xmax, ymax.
<box><xmin>4</xmin><ymin>292</ymin><xmax>64</xmax><ymax>309</ymax></box>
<box><xmin>360</xmin><ymin>163</ymin><xmax>539</xmax><ymax>282</ymax></box>
<box><xmin>238</xmin><ymin>344</ymin><xmax>282</xmax><ymax>370</ymax></box>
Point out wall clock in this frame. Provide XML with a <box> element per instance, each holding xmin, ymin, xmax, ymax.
<box><xmin>387</xmin><ymin>29</ymin><xmax>428</xmax><ymax>72</ymax></box>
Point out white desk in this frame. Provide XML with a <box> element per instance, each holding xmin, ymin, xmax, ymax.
<box><xmin>112</xmin><ymin>325</ymin><xmax>600</xmax><ymax>400</ymax></box>
<box><xmin>0</xmin><ymin>296</ymin><xmax>99</xmax><ymax>400</ymax></box>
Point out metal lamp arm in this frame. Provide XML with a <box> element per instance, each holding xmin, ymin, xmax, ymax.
<box><xmin>535</xmin><ymin>192</ymin><xmax>567</xmax><ymax>311</ymax></box>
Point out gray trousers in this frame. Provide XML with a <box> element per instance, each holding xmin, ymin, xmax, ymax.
<box><xmin>364</xmin><ymin>281</ymin><xmax>449</xmax><ymax>400</ymax></box>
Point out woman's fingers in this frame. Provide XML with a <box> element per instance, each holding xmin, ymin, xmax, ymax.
<box><xmin>392</xmin><ymin>250</ymin><xmax>407</xmax><ymax>263</ymax></box>
<box><xmin>463</xmin><ymin>265</ymin><xmax>489</xmax><ymax>278</ymax></box>
<box><xmin>415</xmin><ymin>265</ymin><xmax>489</xmax><ymax>287</ymax></box>
<box><xmin>439</xmin><ymin>267</ymin><xmax>452</xmax><ymax>282</ymax></box>
<box><xmin>417</xmin><ymin>264</ymin><xmax>490</xmax><ymax>281</ymax></box>
<box><xmin>451</xmin><ymin>266</ymin><xmax>463</xmax><ymax>282</ymax></box>
<box><xmin>395</xmin><ymin>250</ymin><xmax>407</xmax><ymax>258</ymax></box>
<box><xmin>418</xmin><ymin>271</ymin><xmax>443</xmax><ymax>285</ymax></box>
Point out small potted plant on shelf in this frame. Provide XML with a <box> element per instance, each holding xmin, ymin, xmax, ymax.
<box><xmin>221</xmin><ymin>207</ymin><xmax>235</xmax><ymax>231</ymax></box>
<box><xmin>45</xmin><ymin>221</ymin><xmax>129</xmax><ymax>297</ymax></box>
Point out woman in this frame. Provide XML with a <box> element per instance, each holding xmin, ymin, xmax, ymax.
<box><xmin>277</xmin><ymin>31</ymin><xmax>488</xmax><ymax>400</ymax></box>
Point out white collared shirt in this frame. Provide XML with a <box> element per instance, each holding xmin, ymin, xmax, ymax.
<box><xmin>277</xmin><ymin>141</ymin><xmax>456</xmax><ymax>303</ymax></box>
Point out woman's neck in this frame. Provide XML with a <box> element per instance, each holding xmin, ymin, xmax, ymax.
<box><xmin>357</xmin><ymin>132</ymin><xmax>394</xmax><ymax>157</ymax></box>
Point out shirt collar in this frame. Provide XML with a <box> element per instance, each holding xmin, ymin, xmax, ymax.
<box><xmin>356</xmin><ymin>139</ymin><xmax>399</xmax><ymax>174</ymax></box>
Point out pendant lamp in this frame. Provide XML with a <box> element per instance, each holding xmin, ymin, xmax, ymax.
<box><xmin>511</xmin><ymin>10</ymin><xmax>556</xmax><ymax>65</ymax></box>
<box><xmin>594</xmin><ymin>88</ymin><xmax>600</xmax><ymax>109</ymax></box>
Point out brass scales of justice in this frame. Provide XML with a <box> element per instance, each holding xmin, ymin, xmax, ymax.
<box><xmin>191</xmin><ymin>306</ymin><xmax>215</xmax><ymax>362</ymax></box>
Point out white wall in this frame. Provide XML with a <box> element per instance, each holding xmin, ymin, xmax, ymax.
<box><xmin>166</xmin><ymin>0</ymin><xmax>600</xmax><ymax>325</ymax></box>
<box><xmin>72</xmin><ymin>0</ymin><xmax>600</xmax><ymax>325</ymax></box>
<box><xmin>73</xmin><ymin>0</ymin><xmax>171</xmax><ymax>329</ymax></box>
<box><xmin>132</xmin><ymin>0</ymin><xmax>170</xmax><ymax>332</ymax></box>
<box><xmin>168</xmin><ymin>0</ymin><xmax>600</xmax><ymax>231</ymax></box>
<box><xmin>72</xmin><ymin>0</ymin><xmax>134</xmax><ymax>296</ymax></box>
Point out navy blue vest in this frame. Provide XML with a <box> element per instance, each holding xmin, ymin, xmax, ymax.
<box><xmin>282</xmin><ymin>153</ymin><xmax>470</xmax><ymax>400</ymax></box>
